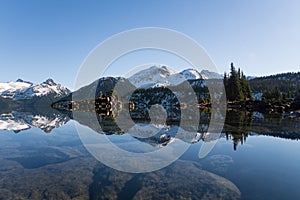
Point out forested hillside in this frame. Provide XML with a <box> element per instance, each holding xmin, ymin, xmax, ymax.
<box><xmin>250</xmin><ymin>72</ymin><xmax>300</xmax><ymax>99</ymax></box>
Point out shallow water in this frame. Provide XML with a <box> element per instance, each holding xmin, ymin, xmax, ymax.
<box><xmin>0</xmin><ymin>110</ymin><xmax>299</xmax><ymax>199</ymax></box>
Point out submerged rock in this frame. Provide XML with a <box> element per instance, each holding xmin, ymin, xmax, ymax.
<box><xmin>90</xmin><ymin>160</ymin><xmax>241</xmax><ymax>200</ymax></box>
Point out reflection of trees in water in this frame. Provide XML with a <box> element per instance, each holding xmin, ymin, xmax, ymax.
<box><xmin>71</xmin><ymin>106</ymin><xmax>300</xmax><ymax>150</ymax></box>
<box><xmin>223</xmin><ymin>110</ymin><xmax>300</xmax><ymax>150</ymax></box>
<box><xmin>223</xmin><ymin>110</ymin><xmax>253</xmax><ymax>150</ymax></box>
<box><xmin>251</xmin><ymin>112</ymin><xmax>300</xmax><ymax>140</ymax></box>
<box><xmin>52</xmin><ymin>90</ymin><xmax>300</xmax><ymax>150</ymax></box>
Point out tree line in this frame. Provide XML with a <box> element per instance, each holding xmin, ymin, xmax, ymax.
<box><xmin>250</xmin><ymin>72</ymin><xmax>300</xmax><ymax>101</ymax></box>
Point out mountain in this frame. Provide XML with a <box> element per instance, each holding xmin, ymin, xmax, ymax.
<box><xmin>52</xmin><ymin>66</ymin><xmax>219</xmax><ymax>113</ymax></box>
<box><xmin>128</xmin><ymin>65</ymin><xmax>181</xmax><ymax>88</ymax></box>
<box><xmin>180</xmin><ymin>68</ymin><xmax>202</xmax><ymax>80</ymax></box>
<box><xmin>128</xmin><ymin>65</ymin><xmax>222</xmax><ymax>88</ymax></box>
<box><xmin>61</xmin><ymin>77</ymin><xmax>132</xmax><ymax>102</ymax></box>
<box><xmin>200</xmin><ymin>70</ymin><xmax>223</xmax><ymax>80</ymax></box>
<box><xmin>0</xmin><ymin>79</ymin><xmax>71</xmax><ymax>100</ymax></box>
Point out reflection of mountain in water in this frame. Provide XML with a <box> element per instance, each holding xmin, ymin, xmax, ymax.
<box><xmin>58</xmin><ymin>106</ymin><xmax>300</xmax><ymax>150</ymax></box>
<box><xmin>0</xmin><ymin>110</ymin><xmax>70</xmax><ymax>133</ymax></box>
<box><xmin>1</xmin><ymin>105</ymin><xmax>299</xmax><ymax>150</ymax></box>
<box><xmin>65</xmin><ymin>108</ymin><xmax>214</xmax><ymax>146</ymax></box>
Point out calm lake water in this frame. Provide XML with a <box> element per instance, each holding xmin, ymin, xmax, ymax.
<box><xmin>0</xmin><ymin>110</ymin><xmax>299</xmax><ymax>199</ymax></box>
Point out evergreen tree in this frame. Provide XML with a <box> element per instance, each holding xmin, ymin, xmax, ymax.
<box><xmin>262</xmin><ymin>87</ymin><xmax>282</xmax><ymax>102</ymax></box>
<box><xmin>274</xmin><ymin>86</ymin><xmax>282</xmax><ymax>101</ymax></box>
<box><xmin>223</xmin><ymin>63</ymin><xmax>252</xmax><ymax>102</ymax></box>
<box><xmin>240</xmin><ymin>72</ymin><xmax>252</xmax><ymax>100</ymax></box>
<box><xmin>238</xmin><ymin>68</ymin><xmax>241</xmax><ymax>79</ymax></box>
<box><xmin>227</xmin><ymin>63</ymin><xmax>243</xmax><ymax>101</ymax></box>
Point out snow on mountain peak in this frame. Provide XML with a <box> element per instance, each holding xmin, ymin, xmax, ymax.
<box><xmin>128</xmin><ymin>65</ymin><xmax>222</xmax><ymax>88</ymax></box>
<box><xmin>0</xmin><ymin>79</ymin><xmax>70</xmax><ymax>100</ymax></box>
<box><xmin>200</xmin><ymin>70</ymin><xmax>223</xmax><ymax>80</ymax></box>
<box><xmin>180</xmin><ymin>69</ymin><xmax>202</xmax><ymax>80</ymax></box>
<box><xmin>16</xmin><ymin>79</ymin><xmax>33</xmax><ymax>84</ymax></box>
<box><xmin>43</xmin><ymin>78</ymin><xmax>56</xmax><ymax>86</ymax></box>
<box><xmin>128</xmin><ymin>65</ymin><xmax>178</xmax><ymax>88</ymax></box>
<box><xmin>137</xmin><ymin>65</ymin><xmax>176</xmax><ymax>77</ymax></box>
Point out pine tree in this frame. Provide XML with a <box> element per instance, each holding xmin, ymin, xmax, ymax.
<box><xmin>263</xmin><ymin>87</ymin><xmax>282</xmax><ymax>102</ymax></box>
<box><xmin>227</xmin><ymin>63</ymin><xmax>243</xmax><ymax>101</ymax></box>
<box><xmin>240</xmin><ymin>72</ymin><xmax>252</xmax><ymax>100</ymax></box>
<box><xmin>224</xmin><ymin>63</ymin><xmax>252</xmax><ymax>102</ymax></box>
<box><xmin>274</xmin><ymin>87</ymin><xmax>282</xmax><ymax>101</ymax></box>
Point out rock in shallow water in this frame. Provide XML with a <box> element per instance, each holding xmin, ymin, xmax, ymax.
<box><xmin>90</xmin><ymin>160</ymin><xmax>241</xmax><ymax>200</ymax></box>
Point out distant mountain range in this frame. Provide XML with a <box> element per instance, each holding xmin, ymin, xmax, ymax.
<box><xmin>0</xmin><ymin>78</ymin><xmax>70</xmax><ymax>100</ymax></box>
<box><xmin>57</xmin><ymin>66</ymin><xmax>222</xmax><ymax>102</ymax></box>
<box><xmin>0</xmin><ymin>79</ymin><xmax>71</xmax><ymax>109</ymax></box>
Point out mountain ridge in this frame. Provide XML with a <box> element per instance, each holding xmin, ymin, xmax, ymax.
<box><xmin>128</xmin><ymin>65</ymin><xmax>223</xmax><ymax>88</ymax></box>
<box><xmin>0</xmin><ymin>78</ymin><xmax>71</xmax><ymax>100</ymax></box>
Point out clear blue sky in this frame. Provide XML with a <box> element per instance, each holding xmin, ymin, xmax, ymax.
<box><xmin>0</xmin><ymin>0</ymin><xmax>299</xmax><ymax>89</ymax></box>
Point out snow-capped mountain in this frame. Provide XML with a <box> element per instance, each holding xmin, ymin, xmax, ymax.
<box><xmin>200</xmin><ymin>70</ymin><xmax>223</xmax><ymax>80</ymax></box>
<box><xmin>0</xmin><ymin>78</ymin><xmax>70</xmax><ymax>100</ymax></box>
<box><xmin>0</xmin><ymin>111</ymin><xmax>70</xmax><ymax>133</ymax></box>
<box><xmin>128</xmin><ymin>65</ymin><xmax>182</xmax><ymax>88</ymax></box>
<box><xmin>128</xmin><ymin>65</ymin><xmax>222</xmax><ymax>88</ymax></box>
<box><xmin>180</xmin><ymin>69</ymin><xmax>202</xmax><ymax>80</ymax></box>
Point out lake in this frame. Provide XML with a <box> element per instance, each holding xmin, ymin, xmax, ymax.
<box><xmin>0</xmin><ymin>109</ymin><xmax>299</xmax><ymax>199</ymax></box>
